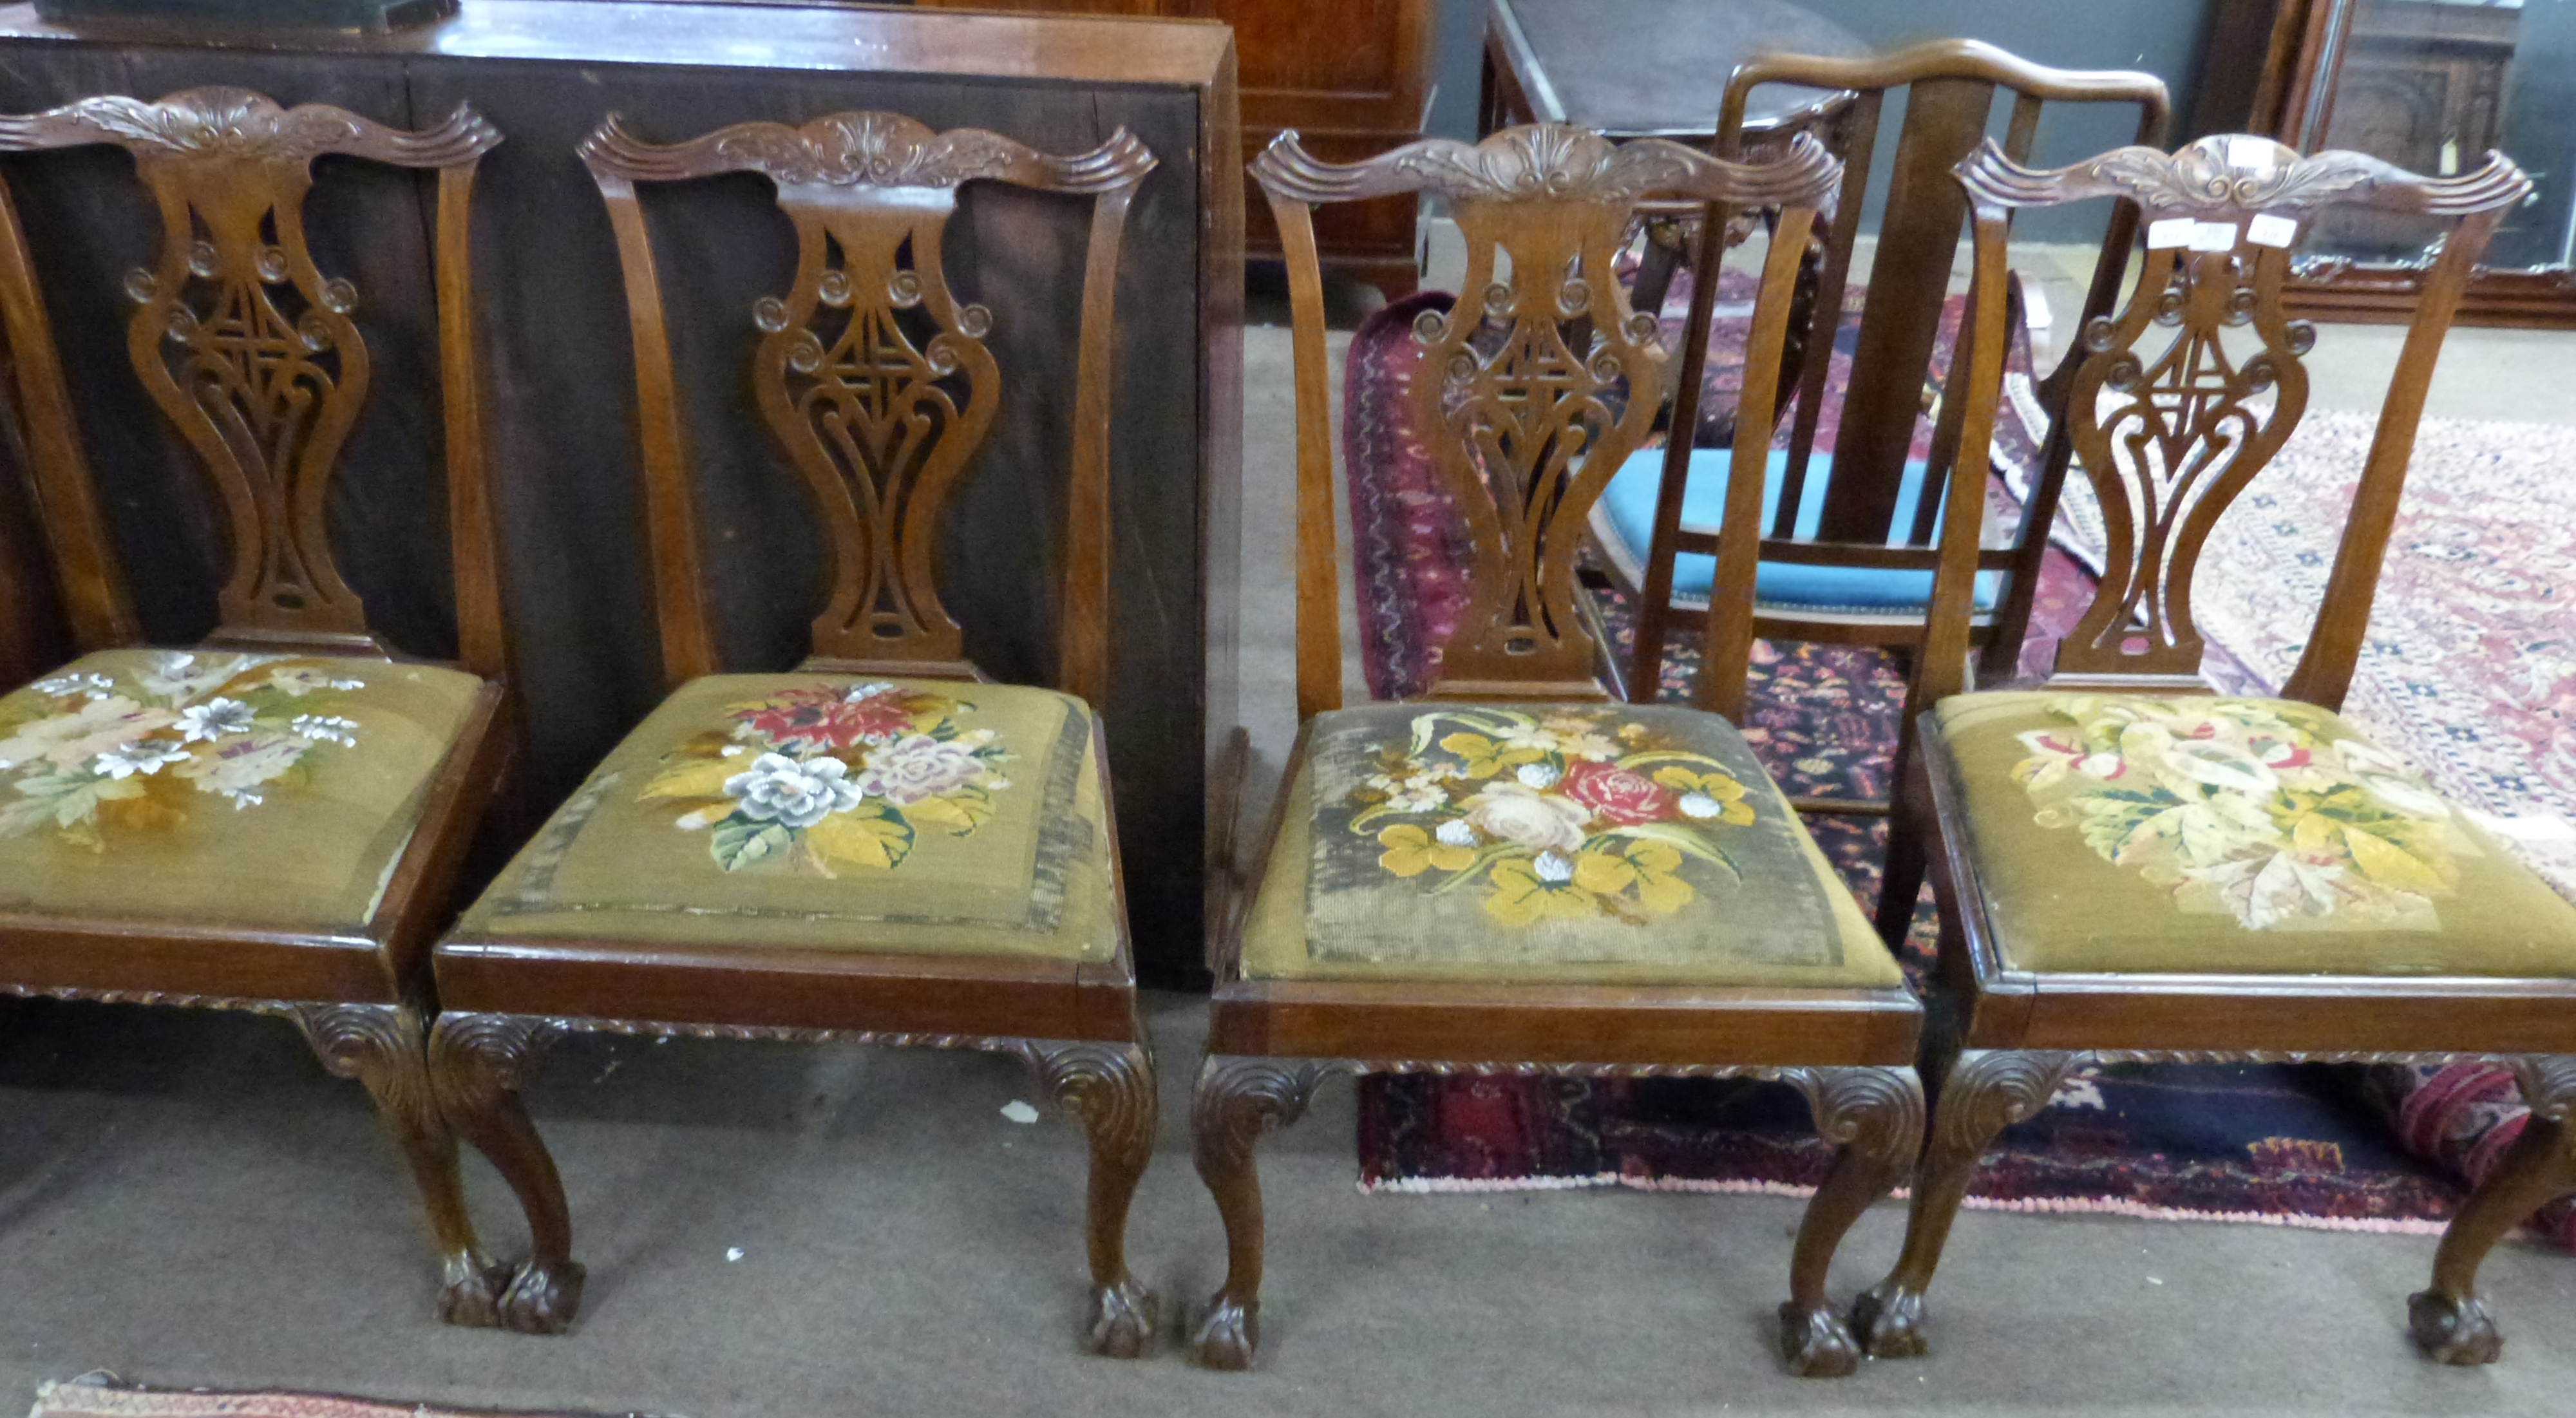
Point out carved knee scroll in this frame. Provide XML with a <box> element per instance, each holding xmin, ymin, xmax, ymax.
<box><xmin>428</xmin><ymin>1012</ymin><xmax>583</xmax><ymax>1335</ymax></box>
<box><xmin>1190</xmin><ymin>1056</ymin><xmax>1347</xmax><ymax>1370</ymax></box>
<box><xmin>1851</xmin><ymin>1048</ymin><xmax>2076</xmax><ymax>1361</ymax></box>
<box><xmin>293</xmin><ymin>1003</ymin><xmax>503</xmax><ymax>1325</ymax></box>
<box><xmin>2412</xmin><ymin>1055</ymin><xmax>2576</xmax><ymax>1366</ymax></box>
<box><xmin>1776</xmin><ymin>1065</ymin><xmax>1926</xmax><ymax>1377</ymax></box>
<box><xmin>1023</xmin><ymin>1039</ymin><xmax>1160</xmax><ymax>1357</ymax></box>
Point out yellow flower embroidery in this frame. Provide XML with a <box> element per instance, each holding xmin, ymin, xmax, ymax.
<box><xmin>1350</xmin><ymin>707</ymin><xmax>1751</xmax><ymax>927</ymax></box>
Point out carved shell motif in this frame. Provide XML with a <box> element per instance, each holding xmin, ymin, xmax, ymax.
<box><xmin>0</xmin><ymin>87</ymin><xmax>500</xmax><ymax>169</ymax></box>
<box><xmin>711</xmin><ymin>112</ymin><xmax>1017</xmax><ymax>188</ymax></box>
<box><xmin>1958</xmin><ymin>134</ymin><xmax>2533</xmax><ymax>220</ymax></box>
<box><xmin>1393</xmin><ymin>124</ymin><xmax>1700</xmax><ymax>203</ymax></box>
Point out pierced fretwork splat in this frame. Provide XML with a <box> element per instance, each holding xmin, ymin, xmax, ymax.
<box><xmin>1413</xmin><ymin>212</ymin><xmax>1658</xmax><ymax>694</ymax></box>
<box><xmin>1252</xmin><ymin>124</ymin><xmax>1841</xmax><ymax>706</ymax></box>
<box><xmin>2060</xmin><ymin>243</ymin><xmax>2311</xmax><ymax>677</ymax></box>
<box><xmin>581</xmin><ymin>112</ymin><xmax>1154</xmax><ymax>686</ymax></box>
<box><xmin>1952</xmin><ymin>133</ymin><xmax>2532</xmax><ymax>697</ymax></box>
<box><xmin>0</xmin><ymin>88</ymin><xmax>500</xmax><ymax>645</ymax></box>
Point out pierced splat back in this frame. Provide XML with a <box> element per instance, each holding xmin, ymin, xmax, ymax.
<box><xmin>580</xmin><ymin>113</ymin><xmax>1153</xmax><ymax>706</ymax></box>
<box><xmin>1254</xmin><ymin>124</ymin><xmax>1840</xmax><ymax>719</ymax></box>
<box><xmin>0</xmin><ymin>88</ymin><xmax>506</xmax><ymax>672</ymax></box>
<box><xmin>1942</xmin><ymin>135</ymin><xmax>2531</xmax><ymax>710</ymax></box>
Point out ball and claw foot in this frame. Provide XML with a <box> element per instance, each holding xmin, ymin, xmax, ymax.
<box><xmin>495</xmin><ymin>1258</ymin><xmax>586</xmax><ymax>1335</ymax></box>
<box><xmin>2409</xmin><ymin>1290</ymin><xmax>2503</xmax><ymax>1366</ymax></box>
<box><xmin>1191</xmin><ymin>1296</ymin><xmax>1258</xmax><ymax>1370</ymax></box>
<box><xmin>1850</xmin><ymin>1280</ymin><xmax>1929</xmax><ymax>1359</ymax></box>
<box><xmin>1779</xmin><ymin>1301</ymin><xmax>1862</xmax><ymax>1378</ymax></box>
<box><xmin>434</xmin><ymin>1252</ymin><xmax>507</xmax><ymax>1328</ymax></box>
<box><xmin>1085</xmin><ymin>1276</ymin><xmax>1158</xmax><ymax>1358</ymax></box>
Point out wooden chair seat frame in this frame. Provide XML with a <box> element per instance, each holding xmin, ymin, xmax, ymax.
<box><xmin>1198</xmin><ymin>122</ymin><xmax>1927</xmax><ymax>1379</ymax></box>
<box><xmin>0</xmin><ymin>87</ymin><xmax>516</xmax><ymax>1321</ymax></box>
<box><xmin>1624</xmin><ymin>41</ymin><xmax>2170</xmax><ymax>818</ymax></box>
<box><xmin>1852</xmin><ymin>133</ymin><xmax>2571</xmax><ymax>1370</ymax></box>
<box><xmin>424</xmin><ymin>111</ymin><xmax>1163</xmax><ymax>1352</ymax></box>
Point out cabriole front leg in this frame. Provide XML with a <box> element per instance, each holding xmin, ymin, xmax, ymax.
<box><xmin>1028</xmin><ymin>1039</ymin><xmax>1160</xmax><ymax>1357</ymax></box>
<box><xmin>1851</xmin><ymin>1049</ymin><xmax>2078</xmax><ymax>1359</ymax></box>
<box><xmin>2410</xmin><ymin>1055</ymin><xmax>2576</xmax><ymax>1365</ymax></box>
<box><xmin>428</xmin><ymin>1011</ymin><xmax>583</xmax><ymax>1334</ymax></box>
<box><xmin>1189</xmin><ymin>1055</ymin><xmax>1340</xmax><ymax>1370</ymax></box>
<box><xmin>1778</xmin><ymin>1065</ymin><xmax>1926</xmax><ymax>1377</ymax></box>
<box><xmin>294</xmin><ymin>1003</ymin><xmax>504</xmax><ymax>1324</ymax></box>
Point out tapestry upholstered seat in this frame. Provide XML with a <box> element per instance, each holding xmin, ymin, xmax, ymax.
<box><xmin>0</xmin><ymin>647</ymin><xmax>485</xmax><ymax>932</ymax></box>
<box><xmin>457</xmin><ymin>674</ymin><xmax>1117</xmax><ymax>962</ymax></box>
<box><xmin>1240</xmin><ymin>701</ymin><xmax>1902</xmax><ymax>988</ymax></box>
<box><xmin>1934</xmin><ymin>692</ymin><xmax>2576</xmax><ymax>979</ymax></box>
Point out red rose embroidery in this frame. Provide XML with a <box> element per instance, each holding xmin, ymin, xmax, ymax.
<box><xmin>1557</xmin><ymin>759</ymin><xmax>1675</xmax><ymax>826</ymax></box>
<box><xmin>736</xmin><ymin>685</ymin><xmax>915</xmax><ymax>751</ymax></box>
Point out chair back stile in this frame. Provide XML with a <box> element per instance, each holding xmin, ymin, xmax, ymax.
<box><xmin>0</xmin><ymin>88</ymin><xmax>507</xmax><ymax>677</ymax></box>
<box><xmin>1947</xmin><ymin>135</ymin><xmax>2529</xmax><ymax>709</ymax></box>
<box><xmin>1254</xmin><ymin>124</ymin><xmax>1841</xmax><ymax>724</ymax></box>
<box><xmin>578</xmin><ymin>113</ymin><xmax>1153</xmax><ymax>705</ymax></box>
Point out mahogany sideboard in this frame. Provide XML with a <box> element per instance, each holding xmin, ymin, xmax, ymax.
<box><xmin>918</xmin><ymin>0</ymin><xmax>1437</xmax><ymax>298</ymax></box>
<box><xmin>0</xmin><ymin>0</ymin><xmax>1244</xmax><ymax>985</ymax></box>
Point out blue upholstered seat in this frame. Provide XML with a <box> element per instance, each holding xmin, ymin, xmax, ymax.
<box><xmin>1594</xmin><ymin>447</ymin><xmax>2002</xmax><ymax>613</ymax></box>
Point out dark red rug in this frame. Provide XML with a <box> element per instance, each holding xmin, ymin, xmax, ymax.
<box><xmin>1344</xmin><ymin>269</ymin><xmax>2576</xmax><ymax>1245</ymax></box>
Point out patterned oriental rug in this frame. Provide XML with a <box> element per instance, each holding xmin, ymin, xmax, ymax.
<box><xmin>1342</xmin><ymin>272</ymin><xmax>2576</xmax><ymax>1245</ymax></box>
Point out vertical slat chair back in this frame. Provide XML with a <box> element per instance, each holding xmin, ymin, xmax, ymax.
<box><xmin>0</xmin><ymin>88</ymin><xmax>506</xmax><ymax>677</ymax></box>
<box><xmin>1636</xmin><ymin>43</ymin><xmax>2167</xmax><ymax>701</ymax></box>
<box><xmin>1940</xmin><ymin>135</ymin><xmax>2530</xmax><ymax>710</ymax></box>
<box><xmin>1255</xmin><ymin>124</ymin><xmax>1841</xmax><ymax>723</ymax></box>
<box><xmin>579</xmin><ymin>113</ymin><xmax>1154</xmax><ymax>706</ymax></box>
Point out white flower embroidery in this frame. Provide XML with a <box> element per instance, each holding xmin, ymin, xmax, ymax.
<box><xmin>32</xmin><ymin>671</ymin><xmax>115</xmax><ymax>699</ymax></box>
<box><xmin>845</xmin><ymin>681</ymin><xmax>898</xmax><ymax>703</ymax></box>
<box><xmin>175</xmin><ymin>733</ymin><xmax>307</xmax><ymax>799</ymax></box>
<box><xmin>0</xmin><ymin>695</ymin><xmax>176</xmax><ymax>770</ymax></box>
<box><xmin>177</xmin><ymin>698</ymin><xmax>257</xmax><ymax>742</ymax></box>
<box><xmin>1531</xmin><ymin>850</ymin><xmax>1576</xmax><ymax>884</ymax></box>
<box><xmin>1460</xmin><ymin>781</ymin><xmax>1593</xmax><ymax>855</ymax></box>
<box><xmin>724</xmin><ymin>753</ymin><xmax>866</xmax><ymax>829</ymax></box>
<box><xmin>1678</xmin><ymin>791</ymin><xmax>1721</xmax><ymax>819</ymax></box>
<box><xmin>1434</xmin><ymin>818</ymin><xmax>1479</xmax><ymax>848</ymax></box>
<box><xmin>290</xmin><ymin>714</ymin><xmax>361</xmax><ymax>748</ymax></box>
<box><xmin>1515</xmin><ymin>762</ymin><xmax>1562</xmax><ymax>790</ymax></box>
<box><xmin>853</xmin><ymin>734</ymin><xmax>990</xmax><ymax>806</ymax></box>
<box><xmin>94</xmin><ymin>742</ymin><xmax>190</xmax><ymax>779</ymax></box>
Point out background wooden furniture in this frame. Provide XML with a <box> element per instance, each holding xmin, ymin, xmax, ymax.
<box><xmin>427</xmin><ymin>111</ymin><xmax>1160</xmax><ymax>1347</ymax></box>
<box><xmin>0</xmin><ymin>1</ymin><xmax>1241</xmax><ymax>987</ymax></box>
<box><xmin>1855</xmin><ymin>133</ymin><xmax>2571</xmax><ymax>1368</ymax></box>
<box><xmin>920</xmin><ymin>0</ymin><xmax>1437</xmax><ymax>298</ymax></box>
<box><xmin>1620</xmin><ymin>42</ymin><xmax>2168</xmax><ymax>809</ymax></box>
<box><xmin>1200</xmin><ymin>122</ymin><xmax>1927</xmax><ymax>1379</ymax></box>
<box><xmin>2195</xmin><ymin>0</ymin><xmax>2576</xmax><ymax>326</ymax></box>
<box><xmin>1478</xmin><ymin>0</ymin><xmax>1862</xmax><ymax>314</ymax></box>
<box><xmin>0</xmin><ymin>85</ymin><xmax>514</xmax><ymax>1320</ymax></box>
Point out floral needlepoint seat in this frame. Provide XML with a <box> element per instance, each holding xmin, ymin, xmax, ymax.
<box><xmin>458</xmin><ymin>675</ymin><xmax>1118</xmax><ymax>961</ymax></box>
<box><xmin>0</xmin><ymin>648</ymin><xmax>485</xmax><ymax>932</ymax></box>
<box><xmin>1935</xmin><ymin>693</ymin><xmax>2576</xmax><ymax>978</ymax></box>
<box><xmin>1241</xmin><ymin>702</ymin><xmax>1904</xmax><ymax>987</ymax></box>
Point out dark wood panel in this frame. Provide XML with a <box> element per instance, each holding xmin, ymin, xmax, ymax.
<box><xmin>0</xmin><ymin>2</ymin><xmax>1235</xmax><ymax>983</ymax></box>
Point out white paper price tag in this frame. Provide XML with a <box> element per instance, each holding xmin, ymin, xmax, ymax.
<box><xmin>2188</xmin><ymin>220</ymin><xmax>2240</xmax><ymax>252</ymax></box>
<box><xmin>2247</xmin><ymin>213</ymin><xmax>2299</xmax><ymax>248</ymax></box>
<box><xmin>2147</xmin><ymin>216</ymin><xmax>2195</xmax><ymax>249</ymax></box>
<box><xmin>2225</xmin><ymin>135</ymin><xmax>2280</xmax><ymax>172</ymax></box>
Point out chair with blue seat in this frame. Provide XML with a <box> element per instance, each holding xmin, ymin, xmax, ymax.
<box><xmin>1609</xmin><ymin>41</ymin><xmax>2168</xmax><ymax>814</ymax></box>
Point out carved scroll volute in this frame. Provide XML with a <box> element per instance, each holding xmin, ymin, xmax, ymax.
<box><xmin>1417</xmin><ymin>193</ymin><xmax>1665</xmax><ymax>698</ymax></box>
<box><xmin>0</xmin><ymin>89</ymin><xmax>502</xmax><ymax>645</ymax></box>
<box><xmin>757</xmin><ymin>185</ymin><xmax>998</xmax><ymax>668</ymax></box>
<box><xmin>2053</xmin><ymin>239</ymin><xmax>2311</xmax><ymax>678</ymax></box>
